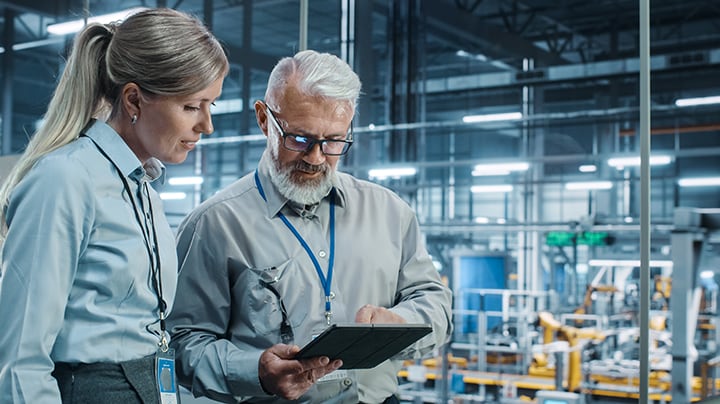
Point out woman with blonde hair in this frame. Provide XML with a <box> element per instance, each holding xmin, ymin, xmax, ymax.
<box><xmin>0</xmin><ymin>8</ymin><xmax>228</xmax><ymax>403</ymax></box>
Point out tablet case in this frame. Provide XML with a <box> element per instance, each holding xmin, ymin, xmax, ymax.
<box><xmin>294</xmin><ymin>323</ymin><xmax>432</xmax><ymax>369</ymax></box>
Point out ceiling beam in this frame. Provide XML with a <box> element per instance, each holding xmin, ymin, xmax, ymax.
<box><xmin>0</xmin><ymin>0</ymin><xmax>59</xmax><ymax>17</ymax></box>
<box><xmin>422</xmin><ymin>1</ymin><xmax>569</xmax><ymax>67</ymax></box>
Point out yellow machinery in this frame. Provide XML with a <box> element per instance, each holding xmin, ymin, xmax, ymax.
<box><xmin>574</xmin><ymin>284</ymin><xmax>618</xmax><ymax>317</ymax></box>
<box><xmin>533</xmin><ymin>311</ymin><xmax>606</xmax><ymax>392</ymax></box>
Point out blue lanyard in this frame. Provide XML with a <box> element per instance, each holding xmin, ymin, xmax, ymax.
<box><xmin>254</xmin><ymin>170</ymin><xmax>336</xmax><ymax>325</ymax></box>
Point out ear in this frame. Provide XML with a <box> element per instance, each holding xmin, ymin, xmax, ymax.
<box><xmin>254</xmin><ymin>100</ymin><xmax>269</xmax><ymax>137</ymax></box>
<box><xmin>121</xmin><ymin>83</ymin><xmax>142</xmax><ymax>121</ymax></box>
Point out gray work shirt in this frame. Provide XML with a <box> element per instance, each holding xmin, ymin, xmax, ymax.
<box><xmin>168</xmin><ymin>153</ymin><xmax>452</xmax><ymax>403</ymax></box>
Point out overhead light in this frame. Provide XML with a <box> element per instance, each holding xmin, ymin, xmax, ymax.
<box><xmin>678</xmin><ymin>177</ymin><xmax>720</xmax><ymax>187</ymax></box>
<box><xmin>471</xmin><ymin>184</ymin><xmax>513</xmax><ymax>193</ymax></box>
<box><xmin>588</xmin><ymin>259</ymin><xmax>673</xmax><ymax>268</ymax></box>
<box><xmin>701</xmin><ymin>270</ymin><xmax>715</xmax><ymax>279</ymax></box>
<box><xmin>579</xmin><ymin>164</ymin><xmax>597</xmax><ymax>173</ymax></box>
<box><xmin>565</xmin><ymin>181</ymin><xmax>613</xmax><ymax>191</ymax></box>
<box><xmin>168</xmin><ymin>176</ymin><xmax>204</xmax><ymax>186</ymax></box>
<box><xmin>212</xmin><ymin>99</ymin><xmax>244</xmax><ymax>115</ymax></box>
<box><xmin>47</xmin><ymin>7</ymin><xmax>146</xmax><ymax>35</ymax></box>
<box><xmin>456</xmin><ymin>50</ymin><xmax>487</xmax><ymax>62</ymax></box>
<box><xmin>462</xmin><ymin>112</ymin><xmax>523</xmax><ymax>123</ymax></box>
<box><xmin>368</xmin><ymin>167</ymin><xmax>417</xmax><ymax>180</ymax></box>
<box><xmin>675</xmin><ymin>95</ymin><xmax>720</xmax><ymax>107</ymax></box>
<box><xmin>472</xmin><ymin>162</ymin><xmax>529</xmax><ymax>176</ymax></box>
<box><xmin>159</xmin><ymin>192</ymin><xmax>187</xmax><ymax>200</ymax></box>
<box><xmin>199</xmin><ymin>134</ymin><xmax>266</xmax><ymax>145</ymax></box>
<box><xmin>607</xmin><ymin>155</ymin><xmax>673</xmax><ymax>169</ymax></box>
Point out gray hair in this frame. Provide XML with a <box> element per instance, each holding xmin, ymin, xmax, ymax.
<box><xmin>265</xmin><ymin>50</ymin><xmax>361</xmax><ymax>112</ymax></box>
<box><xmin>0</xmin><ymin>8</ymin><xmax>229</xmax><ymax>235</ymax></box>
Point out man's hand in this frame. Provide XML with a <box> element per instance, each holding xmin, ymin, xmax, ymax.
<box><xmin>258</xmin><ymin>344</ymin><xmax>343</xmax><ymax>400</ymax></box>
<box><xmin>354</xmin><ymin>304</ymin><xmax>407</xmax><ymax>324</ymax></box>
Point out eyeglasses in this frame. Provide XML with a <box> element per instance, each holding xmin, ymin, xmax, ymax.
<box><xmin>264</xmin><ymin>103</ymin><xmax>353</xmax><ymax>156</ymax></box>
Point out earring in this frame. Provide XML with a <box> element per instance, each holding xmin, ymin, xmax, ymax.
<box><xmin>131</xmin><ymin>115</ymin><xmax>137</xmax><ymax>125</ymax></box>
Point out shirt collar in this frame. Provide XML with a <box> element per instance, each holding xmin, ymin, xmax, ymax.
<box><xmin>257</xmin><ymin>153</ymin><xmax>346</xmax><ymax>218</ymax></box>
<box><xmin>84</xmin><ymin>120</ymin><xmax>166</xmax><ymax>184</ymax></box>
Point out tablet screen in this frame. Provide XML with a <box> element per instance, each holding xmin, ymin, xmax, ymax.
<box><xmin>294</xmin><ymin>323</ymin><xmax>432</xmax><ymax>369</ymax></box>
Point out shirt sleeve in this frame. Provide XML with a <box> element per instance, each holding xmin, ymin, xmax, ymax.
<box><xmin>0</xmin><ymin>156</ymin><xmax>94</xmax><ymax>403</ymax></box>
<box><xmin>389</xmin><ymin>208</ymin><xmax>453</xmax><ymax>358</ymax></box>
<box><xmin>168</xmin><ymin>212</ymin><xmax>270</xmax><ymax>402</ymax></box>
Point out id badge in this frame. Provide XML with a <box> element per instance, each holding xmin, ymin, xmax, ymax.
<box><xmin>156</xmin><ymin>348</ymin><xmax>179</xmax><ymax>404</ymax></box>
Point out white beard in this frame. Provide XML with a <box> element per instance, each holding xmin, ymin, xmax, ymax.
<box><xmin>265</xmin><ymin>147</ymin><xmax>336</xmax><ymax>205</ymax></box>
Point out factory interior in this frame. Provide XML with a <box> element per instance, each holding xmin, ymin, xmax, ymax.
<box><xmin>1</xmin><ymin>0</ymin><xmax>720</xmax><ymax>403</ymax></box>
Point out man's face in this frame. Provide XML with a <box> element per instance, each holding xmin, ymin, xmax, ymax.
<box><xmin>256</xmin><ymin>86</ymin><xmax>353</xmax><ymax>204</ymax></box>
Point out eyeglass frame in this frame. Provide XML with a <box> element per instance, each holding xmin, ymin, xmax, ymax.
<box><xmin>262</xmin><ymin>101</ymin><xmax>354</xmax><ymax>156</ymax></box>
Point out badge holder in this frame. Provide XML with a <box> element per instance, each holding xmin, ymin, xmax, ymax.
<box><xmin>156</xmin><ymin>326</ymin><xmax>179</xmax><ymax>404</ymax></box>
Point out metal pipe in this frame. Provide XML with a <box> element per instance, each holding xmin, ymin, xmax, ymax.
<box><xmin>419</xmin><ymin>222</ymin><xmax>675</xmax><ymax>234</ymax></box>
<box><xmin>299</xmin><ymin>0</ymin><xmax>308</xmax><ymax>51</ymax></box>
<box><xmin>639</xmin><ymin>0</ymin><xmax>651</xmax><ymax>402</ymax></box>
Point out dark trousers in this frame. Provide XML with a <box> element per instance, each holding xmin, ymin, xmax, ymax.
<box><xmin>53</xmin><ymin>355</ymin><xmax>158</xmax><ymax>404</ymax></box>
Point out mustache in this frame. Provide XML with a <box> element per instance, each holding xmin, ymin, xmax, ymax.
<box><xmin>295</xmin><ymin>160</ymin><xmax>327</xmax><ymax>173</ymax></box>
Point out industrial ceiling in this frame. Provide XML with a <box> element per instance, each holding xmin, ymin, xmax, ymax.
<box><xmin>0</xmin><ymin>0</ymin><xmax>719</xmax><ymax>232</ymax></box>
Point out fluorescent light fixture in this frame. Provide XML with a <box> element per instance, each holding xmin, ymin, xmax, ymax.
<box><xmin>471</xmin><ymin>184</ymin><xmax>513</xmax><ymax>193</ymax></box>
<box><xmin>675</xmin><ymin>95</ymin><xmax>720</xmax><ymax>107</ymax></box>
<box><xmin>198</xmin><ymin>134</ymin><xmax>266</xmax><ymax>145</ymax></box>
<box><xmin>472</xmin><ymin>162</ymin><xmax>529</xmax><ymax>176</ymax></box>
<box><xmin>701</xmin><ymin>270</ymin><xmax>715</xmax><ymax>279</ymax></box>
<box><xmin>212</xmin><ymin>98</ymin><xmax>243</xmax><ymax>115</ymax></box>
<box><xmin>456</xmin><ymin>50</ymin><xmax>488</xmax><ymax>62</ymax></box>
<box><xmin>462</xmin><ymin>112</ymin><xmax>522</xmax><ymax>123</ymax></box>
<box><xmin>678</xmin><ymin>177</ymin><xmax>720</xmax><ymax>187</ymax></box>
<box><xmin>579</xmin><ymin>164</ymin><xmax>597</xmax><ymax>173</ymax></box>
<box><xmin>607</xmin><ymin>155</ymin><xmax>673</xmax><ymax>169</ymax></box>
<box><xmin>368</xmin><ymin>167</ymin><xmax>417</xmax><ymax>180</ymax></box>
<box><xmin>47</xmin><ymin>7</ymin><xmax>146</xmax><ymax>35</ymax></box>
<box><xmin>588</xmin><ymin>259</ymin><xmax>673</xmax><ymax>268</ymax></box>
<box><xmin>474</xmin><ymin>217</ymin><xmax>490</xmax><ymax>224</ymax></box>
<box><xmin>168</xmin><ymin>176</ymin><xmax>204</xmax><ymax>186</ymax></box>
<box><xmin>159</xmin><ymin>192</ymin><xmax>187</xmax><ymax>200</ymax></box>
<box><xmin>565</xmin><ymin>181</ymin><xmax>613</xmax><ymax>191</ymax></box>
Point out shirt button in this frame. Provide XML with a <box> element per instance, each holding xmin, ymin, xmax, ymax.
<box><xmin>318</xmin><ymin>250</ymin><xmax>327</xmax><ymax>258</ymax></box>
<box><xmin>342</xmin><ymin>378</ymin><xmax>352</xmax><ymax>387</ymax></box>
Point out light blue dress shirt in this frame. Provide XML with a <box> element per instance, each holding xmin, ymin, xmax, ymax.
<box><xmin>0</xmin><ymin>120</ymin><xmax>178</xmax><ymax>403</ymax></box>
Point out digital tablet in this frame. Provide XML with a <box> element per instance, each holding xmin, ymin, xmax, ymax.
<box><xmin>294</xmin><ymin>323</ymin><xmax>432</xmax><ymax>369</ymax></box>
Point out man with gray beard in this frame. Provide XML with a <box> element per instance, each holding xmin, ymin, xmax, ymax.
<box><xmin>167</xmin><ymin>50</ymin><xmax>453</xmax><ymax>404</ymax></box>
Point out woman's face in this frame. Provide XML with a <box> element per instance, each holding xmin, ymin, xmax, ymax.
<box><xmin>130</xmin><ymin>77</ymin><xmax>224</xmax><ymax>164</ymax></box>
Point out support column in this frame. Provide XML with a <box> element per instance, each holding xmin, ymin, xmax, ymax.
<box><xmin>2</xmin><ymin>8</ymin><xmax>15</xmax><ymax>155</ymax></box>
<box><xmin>669</xmin><ymin>208</ymin><xmax>720</xmax><ymax>403</ymax></box>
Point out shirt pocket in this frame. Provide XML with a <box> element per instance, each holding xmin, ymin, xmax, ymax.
<box><xmin>246</xmin><ymin>259</ymin><xmax>308</xmax><ymax>339</ymax></box>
